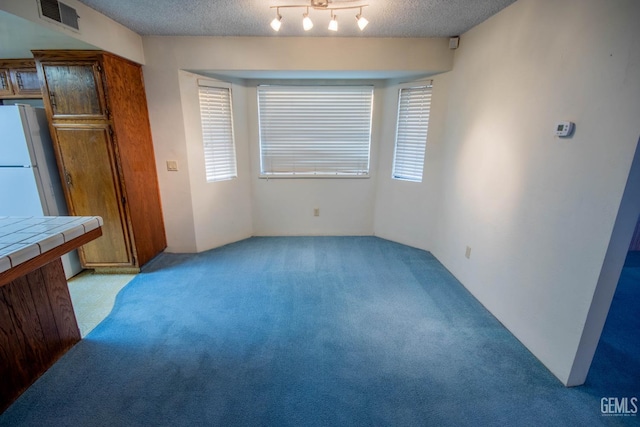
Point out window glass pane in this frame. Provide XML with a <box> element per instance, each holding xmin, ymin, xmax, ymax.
<box><xmin>258</xmin><ymin>86</ymin><xmax>373</xmax><ymax>177</ymax></box>
<box><xmin>198</xmin><ymin>85</ymin><xmax>237</xmax><ymax>182</ymax></box>
<box><xmin>392</xmin><ymin>84</ymin><xmax>432</xmax><ymax>182</ymax></box>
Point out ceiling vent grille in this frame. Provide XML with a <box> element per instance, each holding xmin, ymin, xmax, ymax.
<box><xmin>38</xmin><ymin>0</ymin><xmax>80</xmax><ymax>31</ymax></box>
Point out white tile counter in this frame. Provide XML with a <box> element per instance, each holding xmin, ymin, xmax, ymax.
<box><xmin>0</xmin><ymin>216</ymin><xmax>103</xmax><ymax>274</ymax></box>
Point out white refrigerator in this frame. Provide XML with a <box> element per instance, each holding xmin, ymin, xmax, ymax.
<box><xmin>0</xmin><ymin>104</ymin><xmax>82</xmax><ymax>278</ymax></box>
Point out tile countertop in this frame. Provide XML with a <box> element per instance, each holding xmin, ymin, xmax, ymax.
<box><xmin>0</xmin><ymin>216</ymin><xmax>103</xmax><ymax>275</ymax></box>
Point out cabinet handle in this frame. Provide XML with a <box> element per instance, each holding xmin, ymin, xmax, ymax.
<box><xmin>65</xmin><ymin>171</ymin><xmax>72</xmax><ymax>187</ymax></box>
<box><xmin>50</xmin><ymin>92</ymin><xmax>57</xmax><ymax>108</ymax></box>
<box><xmin>16</xmin><ymin>72</ymin><xmax>24</xmax><ymax>89</ymax></box>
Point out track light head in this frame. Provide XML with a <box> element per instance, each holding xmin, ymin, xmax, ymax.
<box><xmin>302</xmin><ymin>9</ymin><xmax>313</xmax><ymax>31</ymax></box>
<box><xmin>270</xmin><ymin>10</ymin><xmax>282</xmax><ymax>32</ymax></box>
<box><xmin>355</xmin><ymin>11</ymin><xmax>368</xmax><ymax>31</ymax></box>
<box><xmin>328</xmin><ymin>13</ymin><xmax>338</xmax><ymax>31</ymax></box>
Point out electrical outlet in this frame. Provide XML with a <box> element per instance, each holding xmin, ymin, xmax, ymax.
<box><xmin>166</xmin><ymin>160</ymin><xmax>178</xmax><ymax>171</ymax></box>
<box><xmin>465</xmin><ymin>246</ymin><xmax>471</xmax><ymax>259</ymax></box>
<box><xmin>314</xmin><ymin>208</ymin><xmax>320</xmax><ymax>217</ymax></box>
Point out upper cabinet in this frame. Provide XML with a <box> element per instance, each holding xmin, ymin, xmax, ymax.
<box><xmin>0</xmin><ymin>60</ymin><xmax>42</xmax><ymax>98</ymax></box>
<box><xmin>40</xmin><ymin>62</ymin><xmax>107</xmax><ymax>119</ymax></box>
<box><xmin>0</xmin><ymin>69</ymin><xmax>11</xmax><ymax>96</ymax></box>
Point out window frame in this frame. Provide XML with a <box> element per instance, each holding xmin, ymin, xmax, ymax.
<box><xmin>392</xmin><ymin>81</ymin><xmax>433</xmax><ymax>183</ymax></box>
<box><xmin>257</xmin><ymin>85</ymin><xmax>374</xmax><ymax>179</ymax></box>
<box><xmin>197</xmin><ymin>79</ymin><xmax>238</xmax><ymax>183</ymax></box>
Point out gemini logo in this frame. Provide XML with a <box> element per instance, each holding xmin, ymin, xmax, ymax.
<box><xmin>601</xmin><ymin>397</ymin><xmax>638</xmax><ymax>417</ymax></box>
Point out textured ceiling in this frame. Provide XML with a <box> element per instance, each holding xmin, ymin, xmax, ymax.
<box><xmin>75</xmin><ymin>0</ymin><xmax>517</xmax><ymax>38</ymax></box>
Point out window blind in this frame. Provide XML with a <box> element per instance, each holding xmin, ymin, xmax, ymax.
<box><xmin>392</xmin><ymin>84</ymin><xmax>432</xmax><ymax>182</ymax></box>
<box><xmin>198</xmin><ymin>84</ymin><xmax>237</xmax><ymax>182</ymax></box>
<box><xmin>257</xmin><ymin>86</ymin><xmax>373</xmax><ymax>177</ymax></box>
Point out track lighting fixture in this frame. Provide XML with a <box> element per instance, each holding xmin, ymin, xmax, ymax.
<box><xmin>302</xmin><ymin>8</ymin><xmax>314</xmax><ymax>31</ymax></box>
<box><xmin>270</xmin><ymin>8</ymin><xmax>283</xmax><ymax>31</ymax></box>
<box><xmin>269</xmin><ymin>1</ymin><xmax>368</xmax><ymax>33</ymax></box>
<box><xmin>355</xmin><ymin>8</ymin><xmax>368</xmax><ymax>30</ymax></box>
<box><xmin>328</xmin><ymin>13</ymin><xmax>338</xmax><ymax>31</ymax></box>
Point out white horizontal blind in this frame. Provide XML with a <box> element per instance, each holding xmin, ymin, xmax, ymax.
<box><xmin>198</xmin><ymin>84</ymin><xmax>237</xmax><ymax>182</ymax></box>
<box><xmin>392</xmin><ymin>84</ymin><xmax>432</xmax><ymax>182</ymax></box>
<box><xmin>258</xmin><ymin>86</ymin><xmax>373</xmax><ymax>177</ymax></box>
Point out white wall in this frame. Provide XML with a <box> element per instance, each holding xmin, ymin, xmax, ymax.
<box><xmin>141</xmin><ymin>36</ymin><xmax>453</xmax><ymax>251</ymax></box>
<box><xmin>178</xmin><ymin>71</ymin><xmax>254</xmax><ymax>251</ymax></box>
<box><xmin>567</xmin><ymin>138</ymin><xmax>640</xmax><ymax>385</ymax></box>
<box><xmin>141</xmin><ymin>37</ymin><xmax>452</xmax><ymax>75</ymax></box>
<box><xmin>247</xmin><ymin>81</ymin><xmax>384</xmax><ymax>237</ymax></box>
<box><xmin>432</xmin><ymin>0</ymin><xmax>640</xmax><ymax>385</ymax></box>
<box><xmin>373</xmin><ymin>75</ymin><xmax>451</xmax><ymax>251</ymax></box>
<box><xmin>0</xmin><ymin>0</ymin><xmax>144</xmax><ymax>63</ymax></box>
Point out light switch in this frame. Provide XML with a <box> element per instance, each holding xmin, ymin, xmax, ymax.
<box><xmin>166</xmin><ymin>160</ymin><xmax>178</xmax><ymax>171</ymax></box>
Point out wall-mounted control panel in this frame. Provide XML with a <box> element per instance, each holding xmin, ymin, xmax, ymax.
<box><xmin>554</xmin><ymin>121</ymin><xmax>575</xmax><ymax>137</ymax></box>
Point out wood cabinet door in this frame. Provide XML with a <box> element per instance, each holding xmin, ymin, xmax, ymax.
<box><xmin>10</xmin><ymin>68</ymin><xmax>41</xmax><ymax>96</ymax></box>
<box><xmin>41</xmin><ymin>62</ymin><xmax>107</xmax><ymax>119</ymax></box>
<box><xmin>54</xmin><ymin>126</ymin><xmax>134</xmax><ymax>267</ymax></box>
<box><xmin>0</xmin><ymin>69</ymin><xmax>12</xmax><ymax>96</ymax></box>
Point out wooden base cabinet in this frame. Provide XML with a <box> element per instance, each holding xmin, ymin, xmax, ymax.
<box><xmin>33</xmin><ymin>50</ymin><xmax>166</xmax><ymax>270</ymax></box>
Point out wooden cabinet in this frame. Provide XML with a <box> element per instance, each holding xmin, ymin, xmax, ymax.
<box><xmin>0</xmin><ymin>60</ymin><xmax>42</xmax><ymax>98</ymax></box>
<box><xmin>0</xmin><ymin>69</ymin><xmax>12</xmax><ymax>96</ymax></box>
<box><xmin>11</xmin><ymin>68</ymin><xmax>41</xmax><ymax>96</ymax></box>
<box><xmin>33</xmin><ymin>50</ymin><xmax>166</xmax><ymax>271</ymax></box>
<box><xmin>41</xmin><ymin>62</ymin><xmax>107</xmax><ymax>118</ymax></box>
<box><xmin>53</xmin><ymin>126</ymin><xmax>133</xmax><ymax>265</ymax></box>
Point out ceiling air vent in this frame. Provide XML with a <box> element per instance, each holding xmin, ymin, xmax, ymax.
<box><xmin>38</xmin><ymin>0</ymin><xmax>80</xmax><ymax>31</ymax></box>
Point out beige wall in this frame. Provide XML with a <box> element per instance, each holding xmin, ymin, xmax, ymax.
<box><xmin>141</xmin><ymin>36</ymin><xmax>453</xmax><ymax>251</ymax></box>
<box><xmin>373</xmin><ymin>75</ymin><xmax>451</xmax><ymax>251</ymax></box>
<box><xmin>432</xmin><ymin>0</ymin><xmax>640</xmax><ymax>385</ymax></box>
<box><xmin>247</xmin><ymin>80</ymin><xmax>382</xmax><ymax>237</ymax></box>
<box><xmin>177</xmin><ymin>71</ymin><xmax>254</xmax><ymax>251</ymax></box>
<box><xmin>0</xmin><ymin>0</ymin><xmax>144</xmax><ymax>63</ymax></box>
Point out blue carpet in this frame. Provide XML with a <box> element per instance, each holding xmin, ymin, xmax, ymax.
<box><xmin>583</xmin><ymin>251</ymin><xmax>640</xmax><ymax>399</ymax></box>
<box><xmin>0</xmin><ymin>237</ymin><xmax>636</xmax><ymax>426</ymax></box>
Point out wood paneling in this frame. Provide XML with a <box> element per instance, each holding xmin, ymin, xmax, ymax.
<box><xmin>0</xmin><ymin>295</ymin><xmax>25</xmax><ymax>411</ymax></box>
<box><xmin>0</xmin><ymin>259</ymin><xmax>80</xmax><ymax>413</ymax></box>
<box><xmin>1</xmin><ymin>276</ymin><xmax>50</xmax><ymax>391</ymax></box>
<box><xmin>42</xmin><ymin>260</ymin><xmax>80</xmax><ymax>349</ymax></box>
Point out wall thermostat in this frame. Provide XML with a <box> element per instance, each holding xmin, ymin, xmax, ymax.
<box><xmin>554</xmin><ymin>121</ymin><xmax>575</xmax><ymax>137</ymax></box>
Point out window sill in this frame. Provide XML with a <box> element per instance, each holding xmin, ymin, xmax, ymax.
<box><xmin>259</xmin><ymin>174</ymin><xmax>370</xmax><ymax>180</ymax></box>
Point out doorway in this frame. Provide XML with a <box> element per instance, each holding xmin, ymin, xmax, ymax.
<box><xmin>574</xmin><ymin>136</ymin><xmax>640</xmax><ymax>389</ymax></box>
<box><xmin>585</xmin><ymin>216</ymin><xmax>640</xmax><ymax>395</ymax></box>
